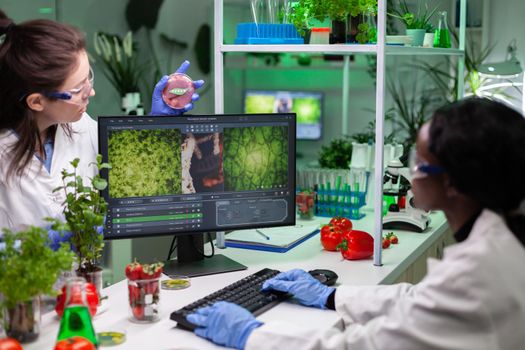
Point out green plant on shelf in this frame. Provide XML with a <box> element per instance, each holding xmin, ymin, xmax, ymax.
<box><xmin>389</xmin><ymin>0</ymin><xmax>438</xmax><ymax>30</ymax></box>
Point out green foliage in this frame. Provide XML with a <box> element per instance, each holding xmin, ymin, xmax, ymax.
<box><xmin>108</xmin><ymin>129</ymin><xmax>182</xmax><ymax>198</ymax></box>
<box><xmin>0</xmin><ymin>225</ymin><xmax>75</xmax><ymax>308</ymax></box>
<box><xmin>53</xmin><ymin>156</ymin><xmax>110</xmax><ymax>271</ymax></box>
<box><xmin>387</xmin><ymin>79</ymin><xmax>434</xmax><ymax>152</ymax></box>
<box><xmin>318</xmin><ymin>137</ymin><xmax>353</xmax><ymax>169</ymax></box>
<box><xmin>223</xmin><ymin>126</ymin><xmax>288</xmax><ymax>191</ymax></box>
<box><xmin>289</xmin><ymin>0</ymin><xmax>377</xmax><ymax>35</ymax></box>
<box><xmin>414</xmin><ymin>30</ymin><xmax>496</xmax><ymax>101</ymax></box>
<box><xmin>93</xmin><ymin>31</ymin><xmax>146</xmax><ymax>97</ymax></box>
<box><xmin>389</xmin><ymin>0</ymin><xmax>438</xmax><ymax>29</ymax></box>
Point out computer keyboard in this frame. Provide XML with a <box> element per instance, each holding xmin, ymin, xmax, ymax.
<box><xmin>170</xmin><ymin>268</ymin><xmax>288</xmax><ymax>331</ymax></box>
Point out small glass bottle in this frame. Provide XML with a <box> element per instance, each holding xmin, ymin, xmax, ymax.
<box><xmin>433</xmin><ymin>11</ymin><xmax>451</xmax><ymax>48</ymax></box>
<box><xmin>56</xmin><ymin>277</ymin><xmax>98</xmax><ymax>347</ymax></box>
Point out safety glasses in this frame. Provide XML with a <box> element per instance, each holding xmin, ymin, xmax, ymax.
<box><xmin>43</xmin><ymin>67</ymin><xmax>94</xmax><ymax>105</ymax></box>
<box><xmin>408</xmin><ymin>149</ymin><xmax>446</xmax><ymax>178</ymax></box>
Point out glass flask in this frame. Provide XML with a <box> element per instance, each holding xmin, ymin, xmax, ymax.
<box><xmin>56</xmin><ymin>277</ymin><xmax>98</xmax><ymax>347</ymax></box>
<box><xmin>434</xmin><ymin>11</ymin><xmax>451</xmax><ymax>48</ymax></box>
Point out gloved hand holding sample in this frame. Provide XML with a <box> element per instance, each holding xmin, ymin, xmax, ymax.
<box><xmin>151</xmin><ymin>60</ymin><xmax>205</xmax><ymax>115</ymax></box>
<box><xmin>187</xmin><ymin>301</ymin><xmax>263</xmax><ymax>349</ymax></box>
<box><xmin>262</xmin><ymin>269</ymin><xmax>334</xmax><ymax>309</ymax></box>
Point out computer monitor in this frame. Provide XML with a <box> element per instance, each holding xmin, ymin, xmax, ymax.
<box><xmin>243</xmin><ymin>90</ymin><xmax>323</xmax><ymax>140</ymax></box>
<box><xmin>98</xmin><ymin>114</ymin><xmax>296</xmax><ymax>277</ymax></box>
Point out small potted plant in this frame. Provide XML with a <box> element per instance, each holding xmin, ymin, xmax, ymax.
<box><xmin>0</xmin><ymin>225</ymin><xmax>75</xmax><ymax>343</ymax></box>
<box><xmin>389</xmin><ymin>0</ymin><xmax>438</xmax><ymax>46</ymax></box>
<box><xmin>52</xmin><ymin>155</ymin><xmax>111</xmax><ymax>296</ymax></box>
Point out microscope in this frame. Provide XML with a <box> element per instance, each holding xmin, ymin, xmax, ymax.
<box><xmin>382</xmin><ymin>158</ymin><xmax>430</xmax><ymax>232</ymax></box>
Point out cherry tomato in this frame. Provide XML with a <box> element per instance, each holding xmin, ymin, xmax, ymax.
<box><xmin>337</xmin><ymin>230</ymin><xmax>374</xmax><ymax>260</ymax></box>
<box><xmin>56</xmin><ymin>282</ymin><xmax>99</xmax><ymax>318</ymax></box>
<box><xmin>54</xmin><ymin>336</ymin><xmax>95</xmax><ymax>350</ymax></box>
<box><xmin>329</xmin><ymin>217</ymin><xmax>353</xmax><ymax>231</ymax></box>
<box><xmin>0</xmin><ymin>338</ymin><xmax>23</xmax><ymax>350</ymax></box>
<box><xmin>320</xmin><ymin>224</ymin><xmax>343</xmax><ymax>251</ymax></box>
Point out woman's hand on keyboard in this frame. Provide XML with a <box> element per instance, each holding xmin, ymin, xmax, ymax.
<box><xmin>187</xmin><ymin>301</ymin><xmax>263</xmax><ymax>349</ymax></box>
<box><xmin>262</xmin><ymin>269</ymin><xmax>334</xmax><ymax>309</ymax></box>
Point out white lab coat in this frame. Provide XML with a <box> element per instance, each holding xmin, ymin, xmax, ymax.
<box><xmin>247</xmin><ymin>210</ymin><xmax>525</xmax><ymax>350</ymax></box>
<box><xmin>0</xmin><ymin>114</ymin><xmax>98</xmax><ymax>230</ymax></box>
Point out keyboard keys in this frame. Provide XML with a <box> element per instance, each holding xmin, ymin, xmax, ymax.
<box><xmin>170</xmin><ymin>268</ymin><xmax>288</xmax><ymax>331</ymax></box>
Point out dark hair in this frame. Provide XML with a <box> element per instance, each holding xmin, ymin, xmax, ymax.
<box><xmin>428</xmin><ymin>97</ymin><xmax>525</xmax><ymax>244</ymax></box>
<box><xmin>0</xmin><ymin>13</ymin><xmax>85</xmax><ymax>179</ymax></box>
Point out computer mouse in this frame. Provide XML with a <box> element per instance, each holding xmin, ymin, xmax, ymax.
<box><xmin>308</xmin><ymin>269</ymin><xmax>339</xmax><ymax>286</ymax></box>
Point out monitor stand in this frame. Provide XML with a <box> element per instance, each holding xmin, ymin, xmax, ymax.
<box><xmin>163</xmin><ymin>234</ymin><xmax>247</xmax><ymax>278</ymax></box>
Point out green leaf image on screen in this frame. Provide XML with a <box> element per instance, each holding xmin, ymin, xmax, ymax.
<box><xmin>292</xmin><ymin>97</ymin><xmax>321</xmax><ymax>124</ymax></box>
<box><xmin>245</xmin><ymin>95</ymin><xmax>275</xmax><ymax>113</ymax></box>
<box><xmin>223</xmin><ymin>126</ymin><xmax>288</xmax><ymax>191</ymax></box>
<box><xmin>108</xmin><ymin>129</ymin><xmax>182</xmax><ymax>198</ymax></box>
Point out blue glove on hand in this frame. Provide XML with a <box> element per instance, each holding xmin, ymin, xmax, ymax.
<box><xmin>150</xmin><ymin>60</ymin><xmax>205</xmax><ymax>116</ymax></box>
<box><xmin>262</xmin><ymin>269</ymin><xmax>334</xmax><ymax>309</ymax></box>
<box><xmin>47</xmin><ymin>228</ymin><xmax>73</xmax><ymax>252</ymax></box>
<box><xmin>187</xmin><ymin>301</ymin><xmax>263</xmax><ymax>349</ymax></box>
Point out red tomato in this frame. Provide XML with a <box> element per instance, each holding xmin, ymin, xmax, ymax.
<box><xmin>329</xmin><ymin>217</ymin><xmax>353</xmax><ymax>231</ymax></box>
<box><xmin>54</xmin><ymin>336</ymin><xmax>95</xmax><ymax>350</ymax></box>
<box><xmin>320</xmin><ymin>224</ymin><xmax>343</xmax><ymax>251</ymax></box>
<box><xmin>0</xmin><ymin>338</ymin><xmax>23</xmax><ymax>350</ymax></box>
<box><xmin>56</xmin><ymin>282</ymin><xmax>99</xmax><ymax>318</ymax></box>
<box><xmin>337</xmin><ymin>230</ymin><xmax>374</xmax><ymax>260</ymax></box>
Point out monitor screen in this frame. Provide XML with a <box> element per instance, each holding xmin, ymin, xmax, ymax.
<box><xmin>98</xmin><ymin>114</ymin><xmax>296</xmax><ymax>276</ymax></box>
<box><xmin>244</xmin><ymin>90</ymin><xmax>322</xmax><ymax>140</ymax></box>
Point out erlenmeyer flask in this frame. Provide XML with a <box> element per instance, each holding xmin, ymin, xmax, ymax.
<box><xmin>56</xmin><ymin>277</ymin><xmax>98</xmax><ymax>347</ymax></box>
<box><xmin>433</xmin><ymin>11</ymin><xmax>451</xmax><ymax>48</ymax></box>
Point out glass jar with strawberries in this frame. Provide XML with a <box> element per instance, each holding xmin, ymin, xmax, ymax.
<box><xmin>126</xmin><ymin>260</ymin><xmax>163</xmax><ymax>323</ymax></box>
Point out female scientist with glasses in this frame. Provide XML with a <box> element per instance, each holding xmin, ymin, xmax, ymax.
<box><xmin>187</xmin><ymin>98</ymin><xmax>525</xmax><ymax>350</ymax></box>
<box><xmin>0</xmin><ymin>12</ymin><xmax>203</xmax><ymax>230</ymax></box>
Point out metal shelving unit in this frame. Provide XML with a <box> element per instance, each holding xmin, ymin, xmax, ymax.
<box><xmin>214</xmin><ymin>0</ymin><xmax>466</xmax><ymax>266</ymax></box>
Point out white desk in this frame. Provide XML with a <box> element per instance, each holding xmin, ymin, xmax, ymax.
<box><xmin>27</xmin><ymin>210</ymin><xmax>448</xmax><ymax>350</ymax></box>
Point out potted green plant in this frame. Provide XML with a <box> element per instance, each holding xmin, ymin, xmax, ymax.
<box><xmin>52</xmin><ymin>155</ymin><xmax>111</xmax><ymax>295</ymax></box>
<box><xmin>0</xmin><ymin>225</ymin><xmax>75</xmax><ymax>343</ymax></box>
<box><xmin>389</xmin><ymin>0</ymin><xmax>438</xmax><ymax>46</ymax></box>
<box><xmin>93</xmin><ymin>31</ymin><xmax>146</xmax><ymax>113</ymax></box>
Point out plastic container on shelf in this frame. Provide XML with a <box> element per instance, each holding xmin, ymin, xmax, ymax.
<box><xmin>234</xmin><ymin>23</ymin><xmax>304</xmax><ymax>44</ymax></box>
<box><xmin>309</xmin><ymin>27</ymin><xmax>330</xmax><ymax>45</ymax></box>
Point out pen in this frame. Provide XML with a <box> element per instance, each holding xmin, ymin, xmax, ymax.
<box><xmin>256</xmin><ymin>229</ymin><xmax>270</xmax><ymax>240</ymax></box>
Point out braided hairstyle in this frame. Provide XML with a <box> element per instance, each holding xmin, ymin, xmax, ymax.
<box><xmin>428</xmin><ymin>98</ymin><xmax>525</xmax><ymax>245</ymax></box>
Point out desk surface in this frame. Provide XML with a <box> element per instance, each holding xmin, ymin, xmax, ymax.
<box><xmin>27</xmin><ymin>210</ymin><xmax>447</xmax><ymax>350</ymax></box>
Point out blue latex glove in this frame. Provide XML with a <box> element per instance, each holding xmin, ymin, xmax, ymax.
<box><xmin>150</xmin><ymin>60</ymin><xmax>205</xmax><ymax>116</ymax></box>
<box><xmin>262</xmin><ymin>269</ymin><xmax>334</xmax><ymax>309</ymax></box>
<box><xmin>47</xmin><ymin>227</ymin><xmax>74</xmax><ymax>251</ymax></box>
<box><xmin>187</xmin><ymin>301</ymin><xmax>263</xmax><ymax>349</ymax></box>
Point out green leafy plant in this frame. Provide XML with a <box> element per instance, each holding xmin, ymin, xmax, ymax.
<box><xmin>414</xmin><ymin>30</ymin><xmax>497</xmax><ymax>101</ymax></box>
<box><xmin>53</xmin><ymin>155</ymin><xmax>111</xmax><ymax>272</ymax></box>
<box><xmin>389</xmin><ymin>0</ymin><xmax>438</xmax><ymax>30</ymax></box>
<box><xmin>318</xmin><ymin>137</ymin><xmax>353</xmax><ymax>169</ymax></box>
<box><xmin>93</xmin><ymin>31</ymin><xmax>146</xmax><ymax>97</ymax></box>
<box><xmin>387</xmin><ymin>78</ymin><xmax>435</xmax><ymax>153</ymax></box>
<box><xmin>0</xmin><ymin>225</ymin><xmax>75</xmax><ymax>309</ymax></box>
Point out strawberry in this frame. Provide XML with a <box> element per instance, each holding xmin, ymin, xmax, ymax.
<box><xmin>386</xmin><ymin>232</ymin><xmax>399</xmax><ymax>244</ymax></box>
<box><xmin>382</xmin><ymin>237</ymin><xmax>391</xmax><ymax>249</ymax></box>
<box><xmin>125</xmin><ymin>260</ymin><xmax>143</xmax><ymax>281</ymax></box>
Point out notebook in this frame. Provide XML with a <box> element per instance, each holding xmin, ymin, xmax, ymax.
<box><xmin>224</xmin><ymin>224</ymin><xmax>320</xmax><ymax>253</ymax></box>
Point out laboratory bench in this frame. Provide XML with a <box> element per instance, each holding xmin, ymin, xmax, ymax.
<box><xmin>26</xmin><ymin>209</ymin><xmax>450</xmax><ymax>350</ymax></box>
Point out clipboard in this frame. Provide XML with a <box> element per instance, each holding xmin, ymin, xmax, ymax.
<box><xmin>224</xmin><ymin>224</ymin><xmax>320</xmax><ymax>253</ymax></box>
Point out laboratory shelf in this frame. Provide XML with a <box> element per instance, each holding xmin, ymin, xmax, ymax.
<box><xmin>214</xmin><ymin>0</ymin><xmax>467</xmax><ymax>267</ymax></box>
<box><xmin>221</xmin><ymin>44</ymin><xmax>465</xmax><ymax>57</ymax></box>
